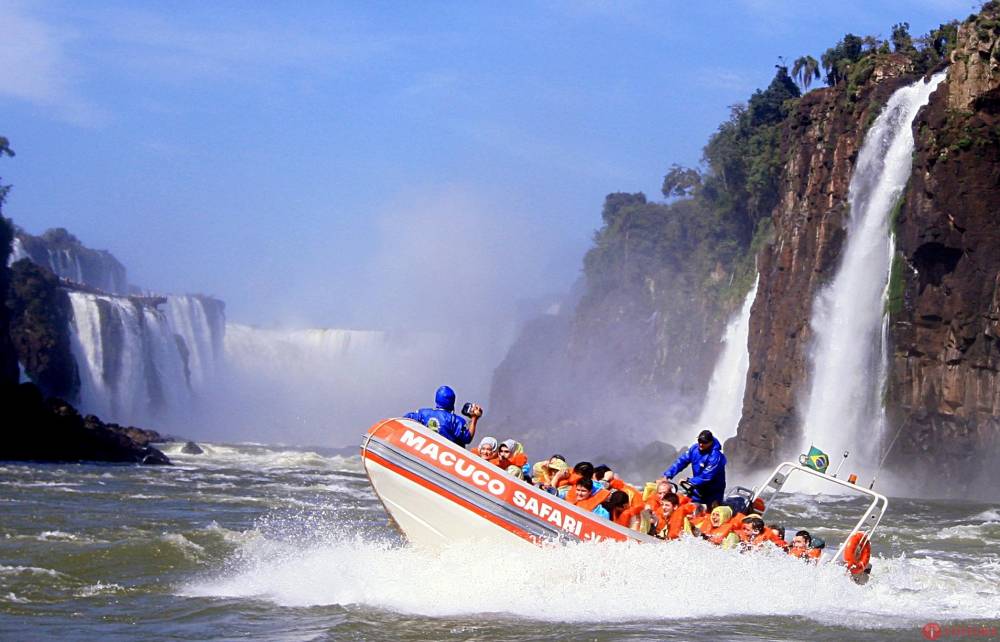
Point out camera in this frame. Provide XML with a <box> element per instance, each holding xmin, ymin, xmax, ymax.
<box><xmin>461</xmin><ymin>402</ymin><xmax>482</xmax><ymax>418</ymax></box>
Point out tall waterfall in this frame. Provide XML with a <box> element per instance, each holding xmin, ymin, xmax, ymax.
<box><xmin>694</xmin><ymin>276</ymin><xmax>758</xmax><ymax>442</ymax></box>
<box><xmin>67</xmin><ymin>291</ymin><xmax>225</xmax><ymax>427</ymax></box>
<box><xmin>800</xmin><ymin>72</ymin><xmax>946</xmax><ymax>468</ymax></box>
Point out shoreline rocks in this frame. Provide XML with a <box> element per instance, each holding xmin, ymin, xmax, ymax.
<box><xmin>0</xmin><ymin>382</ymin><xmax>171</xmax><ymax>465</ymax></box>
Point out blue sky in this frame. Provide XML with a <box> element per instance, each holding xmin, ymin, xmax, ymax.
<box><xmin>0</xmin><ymin>0</ymin><xmax>974</xmax><ymax>329</ymax></box>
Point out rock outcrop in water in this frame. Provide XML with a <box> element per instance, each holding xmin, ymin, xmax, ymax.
<box><xmin>0</xmin><ymin>382</ymin><xmax>170</xmax><ymax>464</ymax></box>
<box><xmin>886</xmin><ymin>9</ymin><xmax>1000</xmax><ymax>489</ymax></box>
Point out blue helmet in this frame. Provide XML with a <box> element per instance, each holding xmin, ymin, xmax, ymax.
<box><xmin>434</xmin><ymin>385</ymin><xmax>456</xmax><ymax>412</ymax></box>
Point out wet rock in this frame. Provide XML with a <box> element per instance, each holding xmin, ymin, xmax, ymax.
<box><xmin>886</xmin><ymin>6</ymin><xmax>1000</xmax><ymax>495</ymax></box>
<box><xmin>181</xmin><ymin>441</ymin><xmax>204</xmax><ymax>455</ymax></box>
<box><xmin>0</xmin><ymin>382</ymin><xmax>171</xmax><ymax>465</ymax></box>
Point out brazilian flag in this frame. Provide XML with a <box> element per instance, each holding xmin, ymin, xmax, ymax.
<box><xmin>801</xmin><ymin>446</ymin><xmax>830</xmax><ymax>473</ymax></box>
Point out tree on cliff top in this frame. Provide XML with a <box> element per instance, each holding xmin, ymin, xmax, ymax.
<box><xmin>821</xmin><ymin>34</ymin><xmax>865</xmax><ymax>85</ymax></box>
<box><xmin>792</xmin><ymin>56</ymin><xmax>821</xmax><ymax>92</ymax></box>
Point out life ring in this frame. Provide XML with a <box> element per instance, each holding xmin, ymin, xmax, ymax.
<box><xmin>843</xmin><ymin>531</ymin><xmax>871</xmax><ymax>575</ymax></box>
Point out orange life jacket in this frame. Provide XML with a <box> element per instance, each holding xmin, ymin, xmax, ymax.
<box><xmin>617</xmin><ymin>504</ymin><xmax>645</xmax><ymax>528</ymax></box>
<box><xmin>790</xmin><ymin>547</ymin><xmax>822</xmax><ymax>560</ymax></box>
<box><xmin>509</xmin><ymin>452</ymin><xmax>527</xmax><ymax>468</ymax></box>
<box><xmin>742</xmin><ymin>527</ymin><xmax>786</xmax><ymax>549</ymax></box>
<box><xmin>568</xmin><ymin>488</ymin><xmax>611</xmax><ymax>512</ymax></box>
<box><xmin>609</xmin><ymin>479</ymin><xmax>645</xmax><ymax>507</ymax></box>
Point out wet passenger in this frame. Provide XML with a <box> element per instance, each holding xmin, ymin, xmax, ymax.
<box><xmin>696</xmin><ymin>505</ymin><xmax>739</xmax><ymax>547</ymax></box>
<box><xmin>533</xmin><ymin>456</ymin><xmax>568</xmax><ymax>490</ymax></box>
<box><xmin>552</xmin><ymin>461</ymin><xmax>595</xmax><ymax>492</ymax></box>
<box><xmin>476</xmin><ymin>437</ymin><xmax>501</xmax><ymax>465</ymax></box>
<box><xmin>602</xmin><ymin>490</ymin><xmax>632</xmax><ymax>525</ymax></box>
<box><xmin>740</xmin><ymin>517</ymin><xmax>786</xmax><ymax>550</ymax></box>
<box><xmin>662</xmin><ymin>430</ymin><xmax>727</xmax><ymax>507</ymax></box>
<box><xmin>404</xmin><ymin>385</ymin><xmax>481</xmax><ymax>447</ymax></box>
<box><xmin>561</xmin><ymin>478</ymin><xmax>611</xmax><ymax>516</ymax></box>
<box><xmin>656</xmin><ymin>492</ymin><xmax>696</xmax><ymax>540</ymax></box>
<box><xmin>789</xmin><ymin>530</ymin><xmax>822</xmax><ymax>561</ymax></box>
<box><xmin>500</xmin><ymin>439</ymin><xmax>528</xmax><ymax>468</ymax></box>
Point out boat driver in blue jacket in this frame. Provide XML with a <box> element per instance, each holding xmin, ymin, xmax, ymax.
<box><xmin>404</xmin><ymin>385</ymin><xmax>481</xmax><ymax>448</ymax></box>
<box><xmin>663</xmin><ymin>429</ymin><xmax>727</xmax><ymax>506</ymax></box>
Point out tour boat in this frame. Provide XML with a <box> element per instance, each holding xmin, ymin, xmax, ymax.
<box><xmin>361</xmin><ymin>418</ymin><xmax>887</xmax><ymax>578</ymax></box>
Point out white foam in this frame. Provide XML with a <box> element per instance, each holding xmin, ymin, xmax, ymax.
<box><xmin>77</xmin><ymin>581</ymin><xmax>125</xmax><ymax>597</ymax></box>
<box><xmin>38</xmin><ymin>530</ymin><xmax>82</xmax><ymax>542</ymax></box>
<box><xmin>0</xmin><ymin>565</ymin><xmax>67</xmax><ymax>578</ymax></box>
<box><xmin>182</xmin><ymin>533</ymin><xmax>1000</xmax><ymax>626</ymax></box>
<box><xmin>161</xmin><ymin>533</ymin><xmax>206</xmax><ymax>560</ymax></box>
<box><xmin>970</xmin><ymin>509</ymin><xmax>1000</xmax><ymax>522</ymax></box>
<box><xmin>158</xmin><ymin>442</ymin><xmax>364</xmax><ymax>474</ymax></box>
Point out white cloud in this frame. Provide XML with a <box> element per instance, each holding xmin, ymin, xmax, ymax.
<box><xmin>0</xmin><ymin>1</ymin><xmax>107</xmax><ymax>126</ymax></box>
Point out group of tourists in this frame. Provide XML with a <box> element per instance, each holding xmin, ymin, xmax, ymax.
<box><xmin>405</xmin><ymin>385</ymin><xmax>826</xmax><ymax>559</ymax></box>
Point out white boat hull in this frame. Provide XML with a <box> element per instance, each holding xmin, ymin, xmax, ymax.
<box><xmin>361</xmin><ymin>418</ymin><xmax>655</xmax><ymax>549</ymax></box>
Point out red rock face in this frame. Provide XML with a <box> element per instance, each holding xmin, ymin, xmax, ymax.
<box><xmin>887</xmin><ymin>14</ymin><xmax>1000</xmax><ymax>493</ymax></box>
<box><xmin>728</xmin><ymin>57</ymin><xmax>916</xmax><ymax>469</ymax></box>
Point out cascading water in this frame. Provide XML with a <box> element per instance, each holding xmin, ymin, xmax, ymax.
<box><xmin>800</xmin><ymin>72</ymin><xmax>946</xmax><ymax>469</ymax></box>
<box><xmin>67</xmin><ymin>291</ymin><xmax>226</xmax><ymax>427</ymax></box>
<box><xmin>164</xmin><ymin>295</ymin><xmax>226</xmax><ymax>389</ymax></box>
<box><xmin>7</xmin><ymin>236</ymin><xmax>28</xmax><ymax>266</ymax></box>
<box><xmin>693</xmin><ymin>275</ymin><xmax>758</xmax><ymax>442</ymax></box>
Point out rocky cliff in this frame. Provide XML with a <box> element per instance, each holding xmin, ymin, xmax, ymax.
<box><xmin>886</xmin><ymin>9</ymin><xmax>1000</xmax><ymax>490</ymax></box>
<box><xmin>728</xmin><ymin>56</ymin><xmax>920</xmax><ymax>468</ymax></box>
<box><xmin>0</xmin><ymin>218</ymin><xmax>17</xmax><ymax>386</ymax></box>
<box><xmin>6</xmin><ymin>259</ymin><xmax>79</xmax><ymax>399</ymax></box>
<box><xmin>13</xmin><ymin>227</ymin><xmax>129</xmax><ymax>294</ymax></box>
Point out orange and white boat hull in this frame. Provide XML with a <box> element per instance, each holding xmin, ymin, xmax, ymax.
<box><xmin>361</xmin><ymin>418</ymin><xmax>655</xmax><ymax>549</ymax></box>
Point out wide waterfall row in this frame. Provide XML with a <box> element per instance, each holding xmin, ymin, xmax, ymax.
<box><xmin>67</xmin><ymin>291</ymin><xmax>225</xmax><ymax>427</ymax></box>
<box><xmin>694</xmin><ymin>276</ymin><xmax>758</xmax><ymax>443</ymax></box>
<box><xmin>799</xmin><ymin>72</ymin><xmax>946</xmax><ymax>468</ymax></box>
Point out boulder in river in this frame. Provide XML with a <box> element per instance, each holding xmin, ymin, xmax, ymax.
<box><xmin>0</xmin><ymin>382</ymin><xmax>171</xmax><ymax>465</ymax></box>
<box><xmin>181</xmin><ymin>441</ymin><xmax>204</xmax><ymax>455</ymax></box>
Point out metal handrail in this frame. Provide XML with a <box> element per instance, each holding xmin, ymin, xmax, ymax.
<box><xmin>750</xmin><ymin>461</ymin><xmax>889</xmax><ymax>565</ymax></box>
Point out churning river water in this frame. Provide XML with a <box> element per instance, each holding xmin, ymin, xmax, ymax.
<box><xmin>1</xmin><ymin>442</ymin><xmax>998</xmax><ymax>641</ymax></box>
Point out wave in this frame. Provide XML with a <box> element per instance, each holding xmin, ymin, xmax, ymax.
<box><xmin>0</xmin><ymin>565</ymin><xmax>68</xmax><ymax>578</ymax></box>
<box><xmin>158</xmin><ymin>442</ymin><xmax>364</xmax><ymax>473</ymax></box>
<box><xmin>181</xmin><ymin>530</ymin><xmax>1000</xmax><ymax>627</ymax></box>
<box><xmin>160</xmin><ymin>533</ymin><xmax>207</xmax><ymax>560</ymax></box>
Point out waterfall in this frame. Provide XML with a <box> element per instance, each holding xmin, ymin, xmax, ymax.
<box><xmin>66</xmin><ymin>291</ymin><xmax>225</xmax><ymax>427</ymax></box>
<box><xmin>800</xmin><ymin>72</ymin><xmax>946</xmax><ymax>469</ymax></box>
<box><xmin>693</xmin><ymin>275</ymin><xmax>758</xmax><ymax>442</ymax></box>
<box><xmin>164</xmin><ymin>295</ymin><xmax>226</xmax><ymax>390</ymax></box>
<box><xmin>7</xmin><ymin>237</ymin><xmax>28</xmax><ymax>266</ymax></box>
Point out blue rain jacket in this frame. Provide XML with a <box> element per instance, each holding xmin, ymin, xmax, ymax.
<box><xmin>663</xmin><ymin>438</ymin><xmax>727</xmax><ymax>504</ymax></box>
<box><xmin>404</xmin><ymin>407</ymin><xmax>472</xmax><ymax>447</ymax></box>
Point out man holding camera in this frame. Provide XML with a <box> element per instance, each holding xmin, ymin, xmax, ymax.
<box><xmin>404</xmin><ymin>385</ymin><xmax>482</xmax><ymax>448</ymax></box>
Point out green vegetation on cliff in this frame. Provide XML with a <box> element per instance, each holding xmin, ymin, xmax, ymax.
<box><xmin>584</xmin><ymin>67</ymin><xmax>800</xmax><ymax>314</ymax></box>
